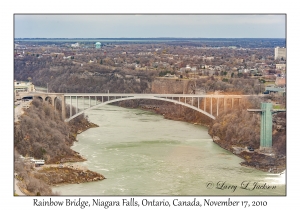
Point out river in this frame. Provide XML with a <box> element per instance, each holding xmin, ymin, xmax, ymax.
<box><xmin>53</xmin><ymin>104</ymin><xmax>285</xmax><ymax>196</ymax></box>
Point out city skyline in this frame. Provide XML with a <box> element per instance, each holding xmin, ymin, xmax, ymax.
<box><xmin>14</xmin><ymin>14</ymin><xmax>286</xmax><ymax>39</ymax></box>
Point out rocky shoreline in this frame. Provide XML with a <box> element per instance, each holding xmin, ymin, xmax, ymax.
<box><xmin>34</xmin><ymin>166</ymin><xmax>105</xmax><ymax>186</ymax></box>
<box><xmin>44</xmin><ymin>121</ymin><xmax>105</xmax><ymax>188</ymax></box>
<box><xmin>48</xmin><ymin>121</ymin><xmax>99</xmax><ymax>164</ymax></box>
<box><xmin>212</xmin><ymin>137</ymin><xmax>286</xmax><ymax>174</ymax></box>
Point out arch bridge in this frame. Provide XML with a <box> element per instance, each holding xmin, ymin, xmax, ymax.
<box><xmin>19</xmin><ymin>92</ymin><xmax>247</xmax><ymax>122</ymax></box>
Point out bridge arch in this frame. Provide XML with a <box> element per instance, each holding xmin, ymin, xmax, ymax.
<box><xmin>21</xmin><ymin>95</ymin><xmax>33</xmax><ymax>100</ymax></box>
<box><xmin>45</xmin><ymin>96</ymin><xmax>53</xmax><ymax>104</ymax></box>
<box><xmin>65</xmin><ymin>96</ymin><xmax>216</xmax><ymax>122</ymax></box>
<box><xmin>34</xmin><ymin>96</ymin><xmax>44</xmax><ymax>102</ymax></box>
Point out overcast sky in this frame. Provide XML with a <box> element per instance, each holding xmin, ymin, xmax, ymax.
<box><xmin>14</xmin><ymin>14</ymin><xmax>286</xmax><ymax>39</ymax></box>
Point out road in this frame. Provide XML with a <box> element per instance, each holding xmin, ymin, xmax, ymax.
<box><xmin>14</xmin><ymin>102</ymin><xmax>27</xmax><ymax>195</ymax></box>
<box><xmin>14</xmin><ymin>101</ymin><xmax>28</xmax><ymax>122</ymax></box>
<box><xmin>14</xmin><ymin>178</ymin><xmax>25</xmax><ymax>196</ymax></box>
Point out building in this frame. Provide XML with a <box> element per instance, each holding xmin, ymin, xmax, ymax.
<box><xmin>14</xmin><ymin>81</ymin><xmax>35</xmax><ymax>100</ymax></box>
<box><xmin>95</xmin><ymin>42</ymin><xmax>101</xmax><ymax>49</ymax></box>
<box><xmin>276</xmin><ymin>64</ymin><xmax>286</xmax><ymax>70</ymax></box>
<box><xmin>14</xmin><ymin>81</ymin><xmax>35</xmax><ymax>93</ymax></box>
<box><xmin>264</xmin><ymin>86</ymin><xmax>285</xmax><ymax>95</ymax></box>
<box><xmin>71</xmin><ymin>42</ymin><xmax>80</xmax><ymax>48</ymax></box>
<box><xmin>274</xmin><ymin>47</ymin><xmax>286</xmax><ymax>60</ymax></box>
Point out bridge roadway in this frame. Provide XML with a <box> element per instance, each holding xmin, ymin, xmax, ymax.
<box><xmin>18</xmin><ymin>92</ymin><xmax>257</xmax><ymax>122</ymax></box>
<box><xmin>63</xmin><ymin>93</ymin><xmax>243</xmax><ymax>97</ymax></box>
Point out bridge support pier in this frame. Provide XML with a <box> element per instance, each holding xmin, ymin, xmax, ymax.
<box><xmin>217</xmin><ymin>97</ymin><xmax>219</xmax><ymax>116</ymax></box>
<box><xmin>210</xmin><ymin>97</ymin><xmax>212</xmax><ymax>115</ymax></box>
<box><xmin>76</xmin><ymin>96</ymin><xmax>78</xmax><ymax>114</ymax></box>
<box><xmin>260</xmin><ymin>103</ymin><xmax>273</xmax><ymax>151</ymax></box>
<box><xmin>70</xmin><ymin>96</ymin><xmax>72</xmax><ymax>117</ymax></box>
<box><xmin>247</xmin><ymin>103</ymin><xmax>285</xmax><ymax>152</ymax></box>
<box><xmin>61</xmin><ymin>96</ymin><xmax>66</xmax><ymax>120</ymax></box>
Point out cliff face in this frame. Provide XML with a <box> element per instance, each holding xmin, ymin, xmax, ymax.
<box><xmin>151</xmin><ymin>78</ymin><xmax>190</xmax><ymax>94</ymax></box>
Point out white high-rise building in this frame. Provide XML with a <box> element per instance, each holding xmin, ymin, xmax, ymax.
<box><xmin>274</xmin><ymin>47</ymin><xmax>286</xmax><ymax>60</ymax></box>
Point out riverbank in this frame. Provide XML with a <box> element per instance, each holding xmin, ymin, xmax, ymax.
<box><xmin>43</xmin><ymin>120</ymin><xmax>105</xmax><ymax>191</ymax></box>
<box><xmin>34</xmin><ymin>165</ymin><xmax>105</xmax><ymax>186</ymax></box>
<box><xmin>49</xmin><ymin>120</ymin><xmax>99</xmax><ymax>164</ymax></box>
<box><xmin>16</xmin><ymin>163</ymin><xmax>106</xmax><ymax>195</ymax></box>
<box><xmin>212</xmin><ymin>136</ymin><xmax>286</xmax><ymax>174</ymax></box>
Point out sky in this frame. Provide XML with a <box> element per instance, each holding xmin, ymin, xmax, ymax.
<box><xmin>14</xmin><ymin>14</ymin><xmax>286</xmax><ymax>39</ymax></box>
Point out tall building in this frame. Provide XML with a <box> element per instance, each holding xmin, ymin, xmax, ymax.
<box><xmin>274</xmin><ymin>47</ymin><xmax>286</xmax><ymax>60</ymax></box>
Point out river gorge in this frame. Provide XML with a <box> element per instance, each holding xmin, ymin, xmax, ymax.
<box><xmin>53</xmin><ymin>104</ymin><xmax>285</xmax><ymax>196</ymax></box>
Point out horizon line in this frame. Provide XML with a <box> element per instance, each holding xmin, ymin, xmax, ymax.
<box><xmin>14</xmin><ymin>37</ymin><xmax>286</xmax><ymax>39</ymax></box>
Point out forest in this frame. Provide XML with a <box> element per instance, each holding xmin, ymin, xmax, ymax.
<box><xmin>14</xmin><ymin>99</ymin><xmax>90</xmax><ymax>163</ymax></box>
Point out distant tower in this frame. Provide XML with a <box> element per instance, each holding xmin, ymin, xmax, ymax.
<box><xmin>274</xmin><ymin>47</ymin><xmax>286</xmax><ymax>60</ymax></box>
<box><xmin>95</xmin><ymin>42</ymin><xmax>101</xmax><ymax>49</ymax></box>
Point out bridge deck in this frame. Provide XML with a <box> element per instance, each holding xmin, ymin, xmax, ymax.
<box><xmin>63</xmin><ymin>93</ymin><xmax>245</xmax><ymax>98</ymax></box>
<box><xmin>21</xmin><ymin>92</ymin><xmax>257</xmax><ymax>98</ymax></box>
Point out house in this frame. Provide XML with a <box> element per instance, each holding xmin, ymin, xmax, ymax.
<box><xmin>191</xmin><ymin>66</ymin><xmax>197</xmax><ymax>71</ymax></box>
<box><xmin>264</xmin><ymin>86</ymin><xmax>286</xmax><ymax>95</ymax></box>
<box><xmin>30</xmin><ymin>158</ymin><xmax>45</xmax><ymax>167</ymax></box>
